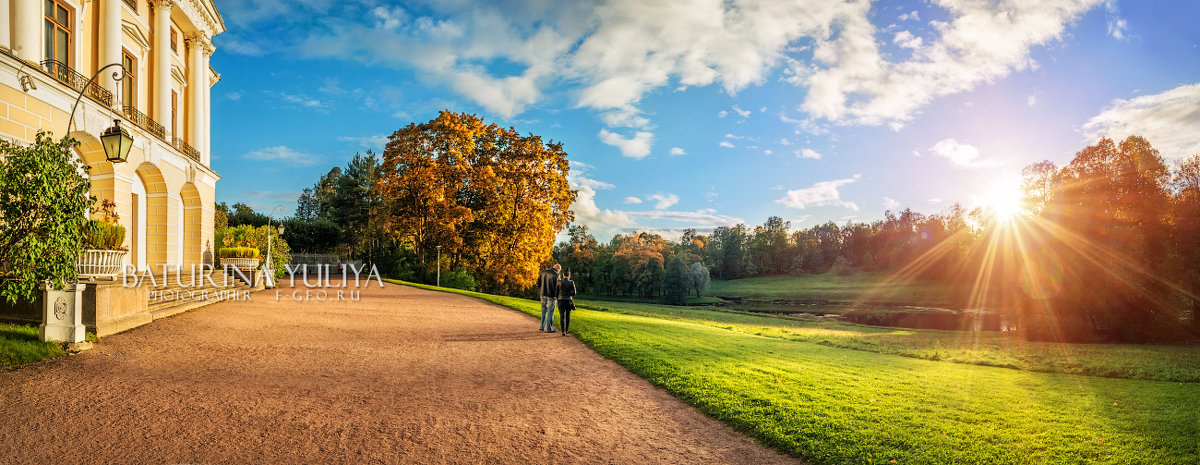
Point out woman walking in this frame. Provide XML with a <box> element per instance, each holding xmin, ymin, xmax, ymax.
<box><xmin>557</xmin><ymin>270</ymin><xmax>577</xmax><ymax>336</ymax></box>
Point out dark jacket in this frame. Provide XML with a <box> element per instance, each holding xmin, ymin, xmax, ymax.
<box><xmin>557</xmin><ymin>278</ymin><xmax>576</xmax><ymax>311</ymax></box>
<box><xmin>557</xmin><ymin>278</ymin><xmax>576</xmax><ymax>301</ymax></box>
<box><xmin>536</xmin><ymin>268</ymin><xmax>559</xmax><ymax>298</ymax></box>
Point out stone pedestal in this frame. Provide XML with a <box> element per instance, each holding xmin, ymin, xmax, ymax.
<box><xmin>39</xmin><ymin>283</ymin><xmax>87</xmax><ymax>343</ymax></box>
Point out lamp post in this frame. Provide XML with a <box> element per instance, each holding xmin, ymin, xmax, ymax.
<box><xmin>267</xmin><ymin>206</ymin><xmax>284</xmax><ymax>280</ymax></box>
<box><xmin>64</xmin><ymin>63</ymin><xmax>134</xmax><ymax>163</ymax></box>
<box><xmin>436</xmin><ymin>245</ymin><xmax>441</xmax><ymax>287</ymax></box>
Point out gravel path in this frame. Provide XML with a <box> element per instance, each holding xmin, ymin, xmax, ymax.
<box><xmin>0</xmin><ymin>282</ymin><xmax>795</xmax><ymax>464</ymax></box>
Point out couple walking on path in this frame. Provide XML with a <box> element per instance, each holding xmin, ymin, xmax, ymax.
<box><xmin>537</xmin><ymin>263</ymin><xmax>576</xmax><ymax>336</ymax></box>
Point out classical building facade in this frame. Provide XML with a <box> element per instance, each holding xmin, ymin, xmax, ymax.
<box><xmin>0</xmin><ymin>0</ymin><xmax>223</xmax><ymax>271</ymax></box>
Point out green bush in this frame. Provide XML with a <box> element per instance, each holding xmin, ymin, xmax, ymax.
<box><xmin>0</xmin><ymin>132</ymin><xmax>91</xmax><ymax>304</ymax></box>
<box><xmin>218</xmin><ymin>247</ymin><xmax>261</xmax><ymax>259</ymax></box>
<box><xmin>81</xmin><ymin>219</ymin><xmax>126</xmax><ymax>250</ymax></box>
<box><xmin>439</xmin><ymin>269</ymin><xmax>477</xmax><ymax>291</ymax></box>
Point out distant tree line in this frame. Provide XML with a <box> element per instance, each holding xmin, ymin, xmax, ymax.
<box><xmin>556</xmin><ymin>136</ymin><xmax>1200</xmax><ymax>343</ymax></box>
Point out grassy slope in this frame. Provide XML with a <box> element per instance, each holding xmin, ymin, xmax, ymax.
<box><xmin>708</xmin><ymin>272</ymin><xmax>973</xmax><ymax>306</ymax></box>
<box><xmin>386</xmin><ymin>279</ymin><xmax>1200</xmax><ymax>464</ymax></box>
<box><xmin>576</xmin><ymin>299</ymin><xmax>1200</xmax><ymax>383</ymax></box>
<box><xmin>0</xmin><ymin>323</ymin><xmax>66</xmax><ymax>368</ymax></box>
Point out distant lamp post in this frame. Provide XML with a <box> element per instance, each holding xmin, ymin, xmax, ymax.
<box><xmin>59</xmin><ymin>63</ymin><xmax>134</xmax><ymax>163</ymax></box>
<box><xmin>99</xmin><ymin>119</ymin><xmax>133</xmax><ymax>163</ymax></box>
<box><xmin>436</xmin><ymin>245</ymin><xmax>442</xmax><ymax>287</ymax></box>
<box><xmin>267</xmin><ymin>206</ymin><xmax>285</xmax><ymax>279</ymax></box>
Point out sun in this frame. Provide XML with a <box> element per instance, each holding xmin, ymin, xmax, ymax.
<box><xmin>977</xmin><ymin>176</ymin><xmax>1025</xmax><ymax>223</ymax></box>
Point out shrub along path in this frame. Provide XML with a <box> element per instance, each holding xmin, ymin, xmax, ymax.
<box><xmin>0</xmin><ymin>283</ymin><xmax>793</xmax><ymax>464</ymax></box>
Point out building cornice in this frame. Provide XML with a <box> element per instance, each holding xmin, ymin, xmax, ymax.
<box><xmin>176</xmin><ymin>0</ymin><xmax>225</xmax><ymax>39</ymax></box>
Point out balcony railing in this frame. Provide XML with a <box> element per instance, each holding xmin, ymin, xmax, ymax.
<box><xmin>39</xmin><ymin>60</ymin><xmax>114</xmax><ymax>107</ymax></box>
<box><xmin>173</xmin><ymin>137</ymin><xmax>201</xmax><ymax>162</ymax></box>
<box><xmin>35</xmin><ymin>59</ymin><xmax>201</xmax><ymax>164</ymax></box>
<box><xmin>122</xmin><ymin>105</ymin><xmax>166</xmax><ymax>140</ymax></box>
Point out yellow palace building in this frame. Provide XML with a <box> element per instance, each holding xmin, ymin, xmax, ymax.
<box><xmin>1</xmin><ymin>0</ymin><xmax>223</xmax><ymax>271</ymax></box>
<box><xmin>0</xmin><ymin>0</ymin><xmax>229</xmax><ymax>337</ymax></box>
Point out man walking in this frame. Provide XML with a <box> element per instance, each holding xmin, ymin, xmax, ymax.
<box><xmin>537</xmin><ymin>264</ymin><xmax>561</xmax><ymax>332</ymax></box>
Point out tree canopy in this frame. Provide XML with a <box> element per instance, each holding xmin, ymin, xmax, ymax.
<box><xmin>377</xmin><ymin>111</ymin><xmax>575</xmax><ymax>294</ymax></box>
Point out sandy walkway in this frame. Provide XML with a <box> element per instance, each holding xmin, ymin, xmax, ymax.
<box><xmin>0</xmin><ymin>282</ymin><xmax>795</xmax><ymax>464</ymax></box>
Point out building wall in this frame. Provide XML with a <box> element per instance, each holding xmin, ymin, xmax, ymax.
<box><xmin>0</xmin><ymin>1</ymin><xmax>224</xmax><ymax>271</ymax></box>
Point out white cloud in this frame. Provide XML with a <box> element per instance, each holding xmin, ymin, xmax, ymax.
<box><xmin>724</xmin><ymin>133</ymin><xmax>745</xmax><ymax>140</ymax></box>
<box><xmin>565</xmin><ymin>165</ymin><xmax>739</xmax><ymax>237</ymax></box>
<box><xmin>598</xmin><ymin>129</ymin><xmax>653</xmax><ymax>159</ymax></box>
<box><xmin>239</xmin><ymin>0</ymin><xmax>1105</xmax><ymax>133</ymax></box>
<box><xmin>226</xmin><ymin>91</ymin><xmax>243</xmax><ymax>101</ymax></box>
<box><xmin>626</xmin><ymin>208</ymin><xmax>742</xmax><ymax>226</ymax></box>
<box><xmin>796</xmin><ymin>0</ymin><xmax>1103</xmax><ymax>127</ymax></box>
<box><xmin>243</xmin><ymin>146</ymin><xmax>319</xmax><ymax>165</ymax></box>
<box><xmin>718</xmin><ymin>110</ymin><xmax>728</xmax><ymax>118</ymax></box>
<box><xmin>928</xmin><ymin>198</ymin><xmax>943</xmax><ymax>204</ymax></box>
<box><xmin>931</xmin><ymin>139</ymin><xmax>980</xmax><ymax>166</ymax></box>
<box><xmin>1108</xmin><ymin>18</ymin><xmax>1127</xmax><ymax>40</ymax></box>
<box><xmin>732</xmin><ymin>105</ymin><xmax>751</xmax><ymax>118</ymax></box>
<box><xmin>567</xmin><ymin>167</ymin><xmax>636</xmax><ymax>238</ymax></box>
<box><xmin>648</xmin><ymin>192</ymin><xmax>680</xmax><ymax>210</ymax></box>
<box><xmin>776</xmin><ymin>175</ymin><xmax>860</xmax><ymax>210</ymax></box>
<box><xmin>763</xmin><ymin>149</ymin><xmax>773</xmax><ymax>155</ymax></box>
<box><xmin>779</xmin><ymin>138</ymin><xmax>791</xmax><ymax>146</ymax></box>
<box><xmin>898</xmin><ymin>10</ymin><xmax>920</xmax><ymax>22</ymax></box>
<box><xmin>1027</xmin><ymin>95</ymin><xmax>1038</xmax><ymax>107</ymax></box>
<box><xmin>337</xmin><ymin>134</ymin><xmax>390</xmax><ymax>150</ymax></box>
<box><xmin>883</xmin><ymin>196</ymin><xmax>900</xmax><ymax>210</ymax></box>
<box><xmin>600</xmin><ymin>107</ymin><xmax>652</xmax><ymax>128</ymax></box>
<box><xmin>1082</xmin><ymin>83</ymin><xmax>1200</xmax><ymax>159</ymax></box>
<box><xmin>280</xmin><ymin>92</ymin><xmax>326</xmax><ymax>110</ymax></box>
<box><xmin>216</xmin><ymin>36</ymin><xmax>267</xmax><ymax>56</ymax></box>
<box><xmin>719</xmin><ymin>140</ymin><xmax>735</xmax><ymax>149</ymax></box>
<box><xmin>669</xmin><ymin>147</ymin><xmax>686</xmax><ymax>156</ymax></box>
<box><xmin>893</xmin><ymin>31</ymin><xmax>923</xmax><ymax>50</ymax></box>
<box><xmin>797</xmin><ymin>148</ymin><xmax>822</xmax><ymax>159</ymax></box>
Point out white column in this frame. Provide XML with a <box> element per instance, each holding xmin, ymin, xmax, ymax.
<box><xmin>202</xmin><ymin>46</ymin><xmax>212</xmax><ymax>166</ymax></box>
<box><xmin>101</xmin><ymin>0</ymin><xmax>122</xmax><ymax>94</ymax></box>
<box><xmin>11</xmin><ymin>0</ymin><xmax>39</xmax><ymax>61</ymax></box>
<box><xmin>152</xmin><ymin>0</ymin><xmax>173</xmax><ymax>132</ymax></box>
<box><xmin>0</xmin><ymin>0</ymin><xmax>12</xmax><ymax>50</ymax></box>
<box><xmin>186</xmin><ymin>35</ymin><xmax>203</xmax><ymax>158</ymax></box>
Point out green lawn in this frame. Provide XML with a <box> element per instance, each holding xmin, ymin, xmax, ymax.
<box><xmin>575</xmin><ymin>299</ymin><xmax>1200</xmax><ymax>383</ymax></box>
<box><xmin>387</xmin><ymin>279</ymin><xmax>1200</xmax><ymax>464</ymax></box>
<box><xmin>709</xmin><ymin>272</ymin><xmax>973</xmax><ymax>306</ymax></box>
<box><xmin>0</xmin><ymin>323</ymin><xmax>66</xmax><ymax>368</ymax></box>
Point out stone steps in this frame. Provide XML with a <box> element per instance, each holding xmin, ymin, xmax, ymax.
<box><xmin>146</xmin><ymin>271</ymin><xmax>261</xmax><ymax>320</ymax></box>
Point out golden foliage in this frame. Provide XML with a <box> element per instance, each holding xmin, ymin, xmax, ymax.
<box><xmin>376</xmin><ymin>111</ymin><xmax>575</xmax><ymax>294</ymax></box>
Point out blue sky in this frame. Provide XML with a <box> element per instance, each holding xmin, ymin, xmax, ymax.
<box><xmin>209</xmin><ymin>0</ymin><xmax>1200</xmax><ymax>240</ymax></box>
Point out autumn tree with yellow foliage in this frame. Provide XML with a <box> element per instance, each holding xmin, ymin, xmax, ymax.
<box><xmin>377</xmin><ymin>111</ymin><xmax>575</xmax><ymax>295</ymax></box>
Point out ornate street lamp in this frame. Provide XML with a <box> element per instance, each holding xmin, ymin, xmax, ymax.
<box><xmin>63</xmin><ymin>63</ymin><xmax>134</xmax><ymax>163</ymax></box>
<box><xmin>99</xmin><ymin>119</ymin><xmax>133</xmax><ymax>163</ymax></box>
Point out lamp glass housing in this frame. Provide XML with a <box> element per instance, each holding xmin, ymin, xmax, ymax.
<box><xmin>100</xmin><ymin>120</ymin><xmax>133</xmax><ymax>163</ymax></box>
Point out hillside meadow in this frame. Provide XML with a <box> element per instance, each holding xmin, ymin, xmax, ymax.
<box><xmin>386</xmin><ymin>279</ymin><xmax>1200</xmax><ymax>464</ymax></box>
